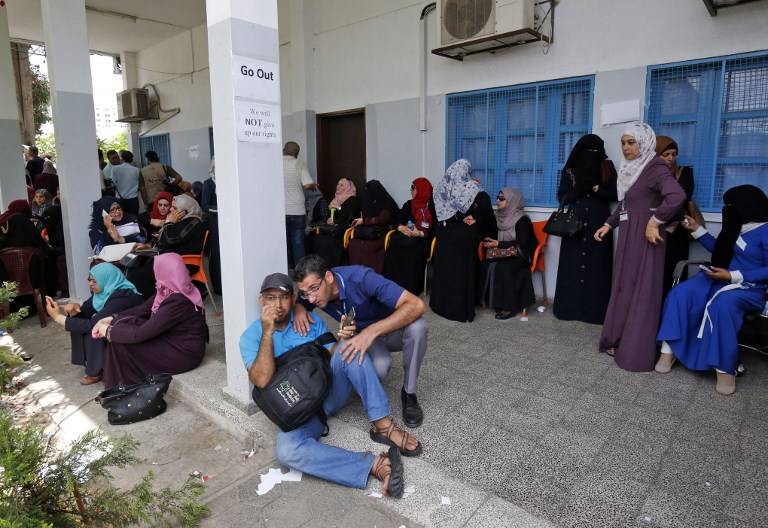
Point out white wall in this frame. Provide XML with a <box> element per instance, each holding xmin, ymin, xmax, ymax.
<box><xmin>293</xmin><ymin>0</ymin><xmax>768</xmax><ymax>113</ymax></box>
<box><xmin>135</xmin><ymin>24</ymin><xmax>213</xmax><ymax>181</ymax></box>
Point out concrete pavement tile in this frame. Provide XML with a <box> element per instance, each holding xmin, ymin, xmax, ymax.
<box><xmin>655</xmin><ymin>445</ymin><xmax>734</xmax><ymax>510</ymax></box>
<box><xmin>571</xmin><ymin>391</ymin><xmax>629</xmax><ymax>419</ymax></box>
<box><xmin>681</xmin><ymin>402</ymin><xmax>744</xmax><ymax>431</ymax></box>
<box><xmin>464</xmin><ymin>495</ymin><xmax>557</xmax><ymax>528</ymax></box>
<box><xmin>559</xmin><ymin>472</ymin><xmax>649</xmax><ymax>528</ymax></box>
<box><xmin>725</xmin><ymin>488</ymin><xmax>768</xmax><ymax>527</ymax></box>
<box><xmin>499</xmin><ymin>463</ymin><xmax>568</xmax><ymax>523</ymax></box>
<box><xmin>634</xmin><ymin>389</ymin><xmax>692</xmax><ymax>417</ymax></box>
<box><xmin>557</xmin><ymin>409</ymin><xmax>622</xmax><ymax>438</ymax></box>
<box><xmin>515</xmin><ymin>393</ymin><xmax>573</xmax><ymax>421</ymax></box>
<box><xmin>639</xmin><ymin>490</ymin><xmax>750</xmax><ymax>528</ymax></box>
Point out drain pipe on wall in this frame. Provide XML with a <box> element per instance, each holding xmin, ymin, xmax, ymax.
<box><xmin>419</xmin><ymin>2</ymin><xmax>436</xmax><ymax>177</ymax></box>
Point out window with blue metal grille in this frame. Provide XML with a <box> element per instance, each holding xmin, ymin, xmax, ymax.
<box><xmin>139</xmin><ymin>133</ymin><xmax>172</xmax><ymax>165</ymax></box>
<box><xmin>646</xmin><ymin>51</ymin><xmax>768</xmax><ymax>212</ymax></box>
<box><xmin>446</xmin><ymin>76</ymin><xmax>594</xmax><ymax>207</ymax></box>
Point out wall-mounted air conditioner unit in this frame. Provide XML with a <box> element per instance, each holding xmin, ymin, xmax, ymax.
<box><xmin>433</xmin><ymin>0</ymin><xmax>551</xmax><ymax>60</ymax></box>
<box><xmin>116</xmin><ymin>88</ymin><xmax>158</xmax><ymax>122</ymax></box>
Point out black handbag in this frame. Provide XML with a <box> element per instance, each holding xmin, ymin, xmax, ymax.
<box><xmin>314</xmin><ymin>224</ymin><xmax>343</xmax><ymax>238</ymax></box>
<box><xmin>96</xmin><ymin>373</ymin><xmax>173</xmax><ymax>425</ymax></box>
<box><xmin>353</xmin><ymin>225</ymin><xmax>386</xmax><ymax>240</ymax></box>
<box><xmin>544</xmin><ymin>203</ymin><xmax>582</xmax><ymax>238</ymax></box>
<box><xmin>252</xmin><ymin>333</ymin><xmax>336</xmax><ymax>432</ymax></box>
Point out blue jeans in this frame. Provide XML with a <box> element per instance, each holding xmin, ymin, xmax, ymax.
<box><xmin>275</xmin><ymin>350</ymin><xmax>390</xmax><ymax>489</ymax></box>
<box><xmin>285</xmin><ymin>215</ymin><xmax>306</xmax><ymax>267</ymax></box>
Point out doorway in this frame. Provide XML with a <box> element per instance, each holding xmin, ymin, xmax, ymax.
<box><xmin>316</xmin><ymin>109</ymin><xmax>366</xmax><ymax>202</ymax></box>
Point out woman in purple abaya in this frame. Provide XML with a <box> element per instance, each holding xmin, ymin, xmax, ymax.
<box><xmin>593</xmin><ymin>123</ymin><xmax>685</xmax><ymax>372</ymax></box>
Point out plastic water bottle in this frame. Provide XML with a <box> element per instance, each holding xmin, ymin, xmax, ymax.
<box><xmin>407</xmin><ymin>220</ymin><xmax>415</xmax><ymax>231</ymax></box>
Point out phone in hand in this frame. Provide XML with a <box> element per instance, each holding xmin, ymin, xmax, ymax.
<box><xmin>343</xmin><ymin>307</ymin><xmax>356</xmax><ymax>329</ymax></box>
<box><xmin>699</xmin><ymin>264</ymin><xmax>714</xmax><ymax>273</ymax></box>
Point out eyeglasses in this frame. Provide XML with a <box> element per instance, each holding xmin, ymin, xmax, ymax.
<box><xmin>298</xmin><ymin>278</ymin><xmax>325</xmax><ymax>301</ymax></box>
<box><xmin>263</xmin><ymin>293</ymin><xmax>291</xmax><ymax>303</ymax></box>
<box><xmin>410</xmin><ymin>184</ymin><xmax>416</xmax><ymax>190</ymax></box>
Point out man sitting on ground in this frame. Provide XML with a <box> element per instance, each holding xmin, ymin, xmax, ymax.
<box><xmin>293</xmin><ymin>254</ymin><xmax>429</xmax><ymax>428</ymax></box>
<box><xmin>240</xmin><ymin>273</ymin><xmax>422</xmax><ymax>497</ymax></box>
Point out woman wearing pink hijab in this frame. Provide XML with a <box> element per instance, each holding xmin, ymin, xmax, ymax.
<box><xmin>92</xmin><ymin>253</ymin><xmax>209</xmax><ymax>388</ymax></box>
<box><xmin>308</xmin><ymin>178</ymin><xmax>361</xmax><ymax>267</ymax></box>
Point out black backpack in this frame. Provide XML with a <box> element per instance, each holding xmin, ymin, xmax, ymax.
<box><xmin>251</xmin><ymin>332</ymin><xmax>336</xmax><ymax>432</ymax></box>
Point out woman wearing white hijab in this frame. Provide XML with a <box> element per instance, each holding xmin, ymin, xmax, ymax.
<box><xmin>593</xmin><ymin>122</ymin><xmax>686</xmax><ymax>372</ymax></box>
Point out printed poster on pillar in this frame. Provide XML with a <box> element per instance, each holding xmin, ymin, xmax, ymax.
<box><xmin>233</xmin><ymin>55</ymin><xmax>281</xmax><ymax>144</ymax></box>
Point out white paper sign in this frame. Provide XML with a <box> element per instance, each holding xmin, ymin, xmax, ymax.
<box><xmin>236</xmin><ymin>101</ymin><xmax>281</xmax><ymax>143</ymax></box>
<box><xmin>233</xmin><ymin>55</ymin><xmax>280</xmax><ymax>103</ymax></box>
<box><xmin>187</xmin><ymin>144</ymin><xmax>199</xmax><ymax>160</ymax></box>
<box><xmin>600</xmin><ymin>100</ymin><xmax>640</xmax><ymax>127</ymax></box>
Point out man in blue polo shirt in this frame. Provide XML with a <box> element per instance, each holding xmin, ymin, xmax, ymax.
<box><xmin>240</xmin><ymin>272</ymin><xmax>422</xmax><ymax>498</ymax></box>
<box><xmin>293</xmin><ymin>254</ymin><xmax>429</xmax><ymax>428</ymax></box>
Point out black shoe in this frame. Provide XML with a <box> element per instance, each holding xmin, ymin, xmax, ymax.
<box><xmin>401</xmin><ymin>388</ymin><xmax>423</xmax><ymax>428</ymax></box>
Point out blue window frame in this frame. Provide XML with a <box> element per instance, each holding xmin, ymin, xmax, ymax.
<box><xmin>446</xmin><ymin>76</ymin><xmax>594</xmax><ymax>207</ymax></box>
<box><xmin>139</xmin><ymin>133</ymin><xmax>172</xmax><ymax>165</ymax></box>
<box><xmin>646</xmin><ymin>50</ymin><xmax>768</xmax><ymax>212</ymax></box>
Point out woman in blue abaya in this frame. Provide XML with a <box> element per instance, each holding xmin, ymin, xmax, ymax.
<box><xmin>655</xmin><ymin>185</ymin><xmax>768</xmax><ymax>395</ymax></box>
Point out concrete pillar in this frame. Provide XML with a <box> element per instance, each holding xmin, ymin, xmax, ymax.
<box><xmin>206</xmin><ymin>0</ymin><xmax>286</xmax><ymax>408</ymax></box>
<box><xmin>120</xmin><ymin>51</ymin><xmax>141</xmax><ymax>156</ymax></box>
<box><xmin>41</xmin><ymin>0</ymin><xmax>101</xmax><ymax>299</ymax></box>
<box><xmin>0</xmin><ymin>6</ymin><xmax>27</xmax><ymax>208</ymax></box>
<box><xmin>10</xmin><ymin>42</ymin><xmax>35</xmax><ymax>147</ymax></box>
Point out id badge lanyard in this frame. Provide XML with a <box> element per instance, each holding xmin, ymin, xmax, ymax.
<box><xmin>334</xmin><ymin>272</ymin><xmax>349</xmax><ymax>319</ymax></box>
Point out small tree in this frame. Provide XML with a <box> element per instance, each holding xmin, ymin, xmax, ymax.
<box><xmin>0</xmin><ymin>413</ymin><xmax>209</xmax><ymax>527</ymax></box>
<box><xmin>30</xmin><ymin>64</ymin><xmax>51</xmax><ymax>137</ymax></box>
<box><xmin>0</xmin><ymin>282</ymin><xmax>29</xmax><ymax>392</ymax></box>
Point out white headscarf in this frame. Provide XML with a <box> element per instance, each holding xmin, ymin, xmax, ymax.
<box><xmin>617</xmin><ymin>122</ymin><xmax>657</xmax><ymax>201</ymax></box>
<box><xmin>434</xmin><ymin>159</ymin><xmax>482</xmax><ymax>222</ymax></box>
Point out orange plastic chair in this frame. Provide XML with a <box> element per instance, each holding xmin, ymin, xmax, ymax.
<box><xmin>383</xmin><ymin>229</ymin><xmax>396</xmax><ymax>251</ymax></box>
<box><xmin>531</xmin><ymin>220</ymin><xmax>549</xmax><ymax>304</ymax></box>
<box><xmin>343</xmin><ymin>227</ymin><xmax>355</xmax><ymax>249</ymax></box>
<box><xmin>0</xmin><ymin>247</ymin><xmax>47</xmax><ymax>327</ymax></box>
<box><xmin>181</xmin><ymin>231</ymin><xmax>219</xmax><ymax>315</ymax></box>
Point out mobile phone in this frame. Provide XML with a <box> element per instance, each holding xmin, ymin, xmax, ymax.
<box><xmin>343</xmin><ymin>307</ymin><xmax>356</xmax><ymax>328</ymax></box>
<box><xmin>102</xmin><ymin>209</ymin><xmax>110</xmax><ymax>219</ymax></box>
<box><xmin>699</xmin><ymin>264</ymin><xmax>714</xmax><ymax>273</ymax></box>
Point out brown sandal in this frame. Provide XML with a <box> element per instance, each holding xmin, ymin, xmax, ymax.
<box><xmin>370</xmin><ymin>417</ymin><xmax>423</xmax><ymax>457</ymax></box>
<box><xmin>371</xmin><ymin>447</ymin><xmax>404</xmax><ymax>498</ymax></box>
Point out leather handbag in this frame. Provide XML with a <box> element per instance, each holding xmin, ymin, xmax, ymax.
<box><xmin>544</xmin><ymin>204</ymin><xmax>582</xmax><ymax>237</ymax></box>
<box><xmin>486</xmin><ymin>246</ymin><xmax>516</xmax><ymax>261</ymax></box>
<box><xmin>96</xmin><ymin>373</ymin><xmax>173</xmax><ymax>425</ymax></box>
<box><xmin>353</xmin><ymin>225</ymin><xmax>386</xmax><ymax>240</ymax></box>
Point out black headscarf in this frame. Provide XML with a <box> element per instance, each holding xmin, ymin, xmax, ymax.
<box><xmin>89</xmin><ymin>196</ymin><xmax>138</xmax><ymax>231</ymax></box>
<box><xmin>711</xmin><ymin>185</ymin><xmax>768</xmax><ymax>268</ymax></box>
<box><xmin>361</xmin><ymin>180</ymin><xmax>399</xmax><ymax>219</ymax></box>
<box><xmin>564</xmin><ymin>134</ymin><xmax>608</xmax><ymax>191</ymax></box>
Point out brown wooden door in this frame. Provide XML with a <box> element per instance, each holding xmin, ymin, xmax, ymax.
<box><xmin>316</xmin><ymin>109</ymin><xmax>366</xmax><ymax>202</ymax></box>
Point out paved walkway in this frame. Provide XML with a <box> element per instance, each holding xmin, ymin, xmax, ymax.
<box><xmin>4</xmin><ymin>300</ymin><xmax>768</xmax><ymax>527</ymax></box>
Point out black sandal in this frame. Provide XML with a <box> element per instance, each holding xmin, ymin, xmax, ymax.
<box><xmin>370</xmin><ymin>417</ymin><xmax>423</xmax><ymax>457</ymax></box>
<box><xmin>372</xmin><ymin>447</ymin><xmax>404</xmax><ymax>498</ymax></box>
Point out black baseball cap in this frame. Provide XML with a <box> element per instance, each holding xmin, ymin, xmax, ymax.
<box><xmin>260</xmin><ymin>273</ymin><xmax>294</xmax><ymax>294</ymax></box>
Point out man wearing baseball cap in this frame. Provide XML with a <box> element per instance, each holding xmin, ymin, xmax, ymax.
<box><xmin>240</xmin><ymin>272</ymin><xmax>422</xmax><ymax>498</ymax></box>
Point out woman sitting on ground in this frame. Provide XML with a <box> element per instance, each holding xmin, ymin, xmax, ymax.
<box><xmin>481</xmin><ymin>188</ymin><xmax>537</xmax><ymax>320</ymax></box>
<box><xmin>308</xmin><ymin>178</ymin><xmax>361</xmax><ymax>267</ymax></box>
<box><xmin>138</xmin><ymin>191</ymin><xmax>173</xmax><ymax>238</ymax></box>
<box><xmin>655</xmin><ymin>185</ymin><xmax>768</xmax><ymax>395</ymax></box>
<box><xmin>92</xmin><ymin>253</ymin><xmax>209</xmax><ymax>389</ymax></box>
<box><xmin>45</xmin><ymin>263</ymin><xmax>144</xmax><ymax>385</ymax></box>
<box><xmin>348</xmin><ymin>180</ymin><xmax>399</xmax><ymax>274</ymax></box>
<box><xmin>383</xmin><ymin>177</ymin><xmax>436</xmax><ymax>295</ymax></box>
<box><xmin>88</xmin><ymin>196</ymin><xmax>144</xmax><ymax>250</ymax></box>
